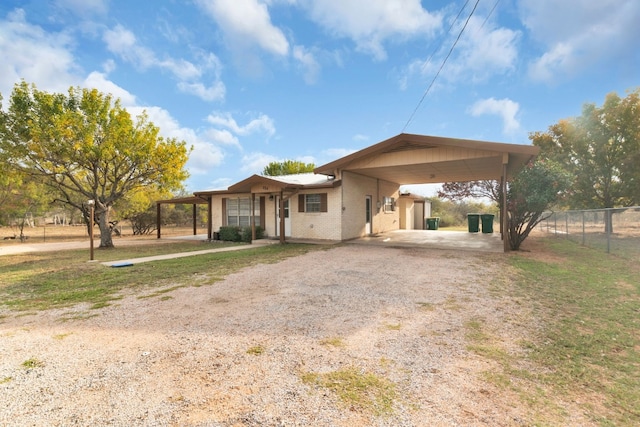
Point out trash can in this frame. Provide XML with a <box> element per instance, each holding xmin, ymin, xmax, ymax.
<box><xmin>426</xmin><ymin>217</ymin><xmax>440</xmax><ymax>230</ymax></box>
<box><xmin>481</xmin><ymin>214</ymin><xmax>495</xmax><ymax>233</ymax></box>
<box><xmin>467</xmin><ymin>213</ymin><xmax>480</xmax><ymax>233</ymax></box>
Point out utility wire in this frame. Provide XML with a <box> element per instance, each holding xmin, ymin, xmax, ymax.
<box><xmin>478</xmin><ymin>0</ymin><xmax>500</xmax><ymax>32</ymax></box>
<box><xmin>402</xmin><ymin>0</ymin><xmax>481</xmax><ymax>133</ymax></box>
<box><xmin>418</xmin><ymin>0</ymin><xmax>471</xmax><ymax>85</ymax></box>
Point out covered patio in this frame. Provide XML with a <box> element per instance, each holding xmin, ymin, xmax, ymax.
<box><xmin>314</xmin><ymin>133</ymin><xmax>539</xmax><ymax>251</ymax></box>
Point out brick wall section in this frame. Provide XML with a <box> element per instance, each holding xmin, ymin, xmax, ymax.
<box><xmin>291</xmin><ymin>188</ymin><xmax>342</xmax><ymax>240</ymax></box>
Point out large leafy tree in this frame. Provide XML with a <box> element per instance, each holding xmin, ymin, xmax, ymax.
<box><xmin>505</xmin><ymin>160</ymin><xmax>571</xmax><ymax>250</ymax></box>
<box><xmin>0</xmin><ymin>162</ymin><xmax>49</xmax><ymax>239</ymax></box>
<box><xmin>0</xmin><ymin>82</ymin><xmax>190</xmax><ymax>248</ymax></box>
<box><xmin>439</xmin><ymin>161</ymin><xmax>570</xmax><ymax>250</ymax></box>
<box><xmin>262</xmin><ymin>159</ymin><xmax>315</xmax><ymax>176</ymax></box>
<box><xmin>530</xmin><ymin>89</ymin><xmax>640</xmax><ymax>208</ymax></box>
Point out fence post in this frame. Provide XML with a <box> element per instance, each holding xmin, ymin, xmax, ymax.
<box><xmin>582</xmin><ymin>210</ymin><xmax>585</xmax><ymax>246</ymax></box>
<box><xmin>565</xmin><ymin>213</ymin><xmax>569</xmax><ymax>239</ymax></box>
<box><xmin>606</xmin><ymin>208</ymin><xmax>611</xmax><ymax>254</ymax></box>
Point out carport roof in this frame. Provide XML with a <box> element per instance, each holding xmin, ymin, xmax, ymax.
<box><xmin>156</xmin><ymin>195</ymin><xmax>208</xmax><ymax>205</ymax></box>
<box><xmin>314</xmin><ymin>133</ymin><xmax>539</xmax><ymax>184</ymax></box>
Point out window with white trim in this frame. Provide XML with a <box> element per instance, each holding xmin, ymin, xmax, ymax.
<box><xmin>226</xmin><ymin>197</ymin><xmax>260</xmax><ymax>226</ymax></box>
<box><xmin>383</xmin><ymin>196</ymin><xmax>395</xmax><ymax>212</ymax></box>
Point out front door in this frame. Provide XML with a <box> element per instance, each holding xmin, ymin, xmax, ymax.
<box><xmin>276</xmin><ymin>197</ymin><xmax>291</xmax><ymax>237</ymax></box>
<box><xmin>365</xmin><ymin>195</ymin><xmax>372</xmax><ymax>235</ymax></box>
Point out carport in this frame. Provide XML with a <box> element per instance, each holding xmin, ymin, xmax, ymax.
<box><xmin>155</xmin><ymin>195</ymin><xmax>209</xmax><ymax>239</ymax></box>
<box><xmin>314</xmin><ymin>133</ymin><xmax>540</xmax><ymax>252</ymax></box>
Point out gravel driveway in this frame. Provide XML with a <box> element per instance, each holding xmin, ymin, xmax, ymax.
<box><xmin>0</xmin><ymin>244</ymin><xmax>530</xmax><ymax>426</ymax></box>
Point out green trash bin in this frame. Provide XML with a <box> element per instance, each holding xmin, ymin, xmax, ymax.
<box><xmin>481</xmin><ymin>214</ymin><xmax>495</xmax><ymax>233</ymax></box>
<box><xmin>426</xmin><ymin>217</ymin><xmax>440</xmax><ymax>230</ymax></box>
<box><xmin>467</xmin><ymin>213</ymin><xmax>480</xmax><ymax>233</ymax></box>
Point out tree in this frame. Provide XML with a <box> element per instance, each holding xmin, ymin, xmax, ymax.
<box><xmin>506</xmin><ymin>160</ymin><xmax>571</xmax><ymax>250</ymax></box>
<box><xmin>0</xmin><ymin>163</ymin><xmax>49</xmax><ymax>239</ymax></box>
<box><xmin>530</xmin><ymin>89</ymin><xmax>640</xmax><ymax>209</ymax></box>
<box><xmin>0</xmin><ymin>82</ymin><xmax>190</xmax><ymax>248</ymax></box>
<box><xmin>262</xmin><ymin>160</ymin><xmax>315</xmax><ymax>176</ymax></box>
<box><xmin>439</xmin><ymin>161</ymin><xmax>570</xmax><ymax>250</ymax></box>
<box><xmin>438</xmin><ymin>180</ymin><xmax>500</xmax><ymax>203</ymax></box>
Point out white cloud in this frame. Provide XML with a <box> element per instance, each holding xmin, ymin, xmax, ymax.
<box><xmin>520</xmin><ymin>0</ymin><xmax>640</xmax><ymax>82</ymax></box>
<box><xmin>103</xmin><ymin>24</ymin><xmax>226</xmax><ymax>102</ymax></box>
<box><xmin>203</xmin><ymin>128</ymin><xmax>240</xmax><ymax>147</ymax></box>
<box><xmin>83</xmin><ymin>71</ymin><xmax>137</xmax><ymax>106</ymax></box>
<box><xmin>127</xmin><ymin>105</ymin><xmax>226</xmax><ymax>176</ymax></box>
<box><xmin>293</xmin><ymin>45</ymin><xmax>321</xmax><ymax>84</ymax></box>
<box><xmin>206</xmin><ymin>112</ymin><xmax>276</xmax><ymax>137</ymax></box>
<box><xmin>103</xmin><ymin>25</ymin><xmax>156</xmax><ymax>69</ymax></box>
<box><xmin>195</xmin><ymin>0</ymin><xmax>289</xmax><ymax>56</ymax></box>
<box><xmin>240</xmin><ymin>152</ymin><xmax>280</xmax><ymax>174</ymax></box>
<box><xmin>178</xmin><ymin>81</ymin><xmax>226</xmax><ymax>102</ymax></box>
<box><xmin>404</xmin><ymin>14</ymin><xmax>519</xmax><ymax>87</ymax></box>
<box><xmin>304</xmin><ymin>0</ymin><xmax>441</xmax><ymax>60</ymax></box>
<box><xmin>352</xmin><ymin>134</ymin><xmax>369</xmax><ymax>142</ymax></box>
<box><xmin>469</xmin><ymin>98</ymin><xmax>520</xmax><ymax>134</ymax></box>
<box><xmin>0</xmin><ymin>9</ymin><xmax>81</xmax><ymax>96</ymax></box>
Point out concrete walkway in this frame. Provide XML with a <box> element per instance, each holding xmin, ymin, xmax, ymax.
<box><xmin>0</xmin><ymin>230</ymin><xmax>503</xmax><ymax>265</ymax></box>
<box><xmin>101</xmin><ymin>239</ymin><xmax>276</xmax><ymax>266</ymax></box>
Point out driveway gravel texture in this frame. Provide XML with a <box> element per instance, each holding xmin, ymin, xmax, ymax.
<box><xmin>1</xmin><ymin>244</ymin><xmax>545</xmax><ymax>426</ymax></box>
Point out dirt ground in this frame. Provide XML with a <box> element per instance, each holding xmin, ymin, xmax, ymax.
<box><xmin>0</xmin><ymin>242</ymin><xmax>578</xmax><ymax>426</ymax></box>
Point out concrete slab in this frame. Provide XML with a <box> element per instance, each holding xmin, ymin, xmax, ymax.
<box><xmin>348</xmin><ymin>229</ymin><xmax>504</xmax><ymax>253</ymax></box>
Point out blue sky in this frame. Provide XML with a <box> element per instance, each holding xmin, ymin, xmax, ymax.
<box><xmin>1</xmin><ymin>0</ymin><xmax>638</xmax><ymax>195</ymax></box>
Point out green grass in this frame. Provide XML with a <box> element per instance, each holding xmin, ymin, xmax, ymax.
<box><xmin>21</xmin><ymin>358</ymin><xmax>44</xmax><ymax>369</ymax></box>
<box><xmin>301</xmin><ymin>367</ymin><xmax>396</xmax><ymax>416</ymax></box>
<box><xmin>246</xmin><ymin>345</ymin><xmax>265</xmax><ymax>355</ymax></box>
<box><xmin>474</xmin><ymin>237</ymin><xmax>640</xmax><ymax>426</ymax></box>
<box><xmin>320</xmin><ymin>337</ymin><xmax>346</xmax><ymax>347</ymax></box>
<box><xmin>0</xmin><ymin>241</ymin><xmax>327</xmax><ymax>311</ymax></box>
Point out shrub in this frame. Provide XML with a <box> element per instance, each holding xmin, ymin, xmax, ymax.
<box><xmin>218</xmin><ymin>226</ymin><xmax>264</xmax><ymax>242</ymax></box>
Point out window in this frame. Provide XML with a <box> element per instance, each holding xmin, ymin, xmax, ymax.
<box><xmin>305</xmin><ymin>194</ymin><xmax>321</xmax><ymax>212</ymax></box>
<box><xmin>226</xmin><ymin>197</ymin><xmax>260</xmax><ymax>226</ymax></box>
<box><xmin>298</xmin><ymin>193</ymin><xmax>328</xmax><ymax>213</ymax></box>
<box><xmin>383</xmin><ymin>196</ymin><xmax>395</xmax><ymax>212</ymax></box>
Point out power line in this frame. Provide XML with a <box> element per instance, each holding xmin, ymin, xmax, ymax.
<box><xmin>402</xmin><ymin>0</ymin><xmax>481</xmax><ymax>133</ymax></box>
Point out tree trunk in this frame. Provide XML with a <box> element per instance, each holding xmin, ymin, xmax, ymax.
<box><xmin>97</xmin><ymin>206</ymin><xmax>114</xmax><ymax>248</ymax></box>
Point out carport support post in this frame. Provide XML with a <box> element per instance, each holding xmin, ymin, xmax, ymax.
<box><xmin>502</xmin><ymin>156</ymin><xmax>510</xmax><ymax>252</ymax></box>
<box><xmin>156</xmin><ymin>203</ymin><xmax>161</xmax><ymax>239</ymax></box>
<box><xmin>279</xmin><ymin>191</ymin><xmax>285</xmax><ymax>244</ymax></box>
<box><xmin>192</xmin><ymin>204</ymin><xmax>197</xmax><ymax>235</ymax></box>
<box><xmin>251</xmin><ymin>193</ymin><xmax>256</xmax><ymax>242</ymax></box>
<box><xmin>207</xmin><ymin>196</ymin><xmax>213</xmax><ymax>240</ymax></box>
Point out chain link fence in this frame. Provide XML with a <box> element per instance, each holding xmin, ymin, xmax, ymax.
<box><xmin>539</xmin><ymin>207</ymin><xmax>640</xmax><ymax>259</ymax></box>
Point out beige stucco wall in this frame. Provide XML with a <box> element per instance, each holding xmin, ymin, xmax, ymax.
<box><xmin>398</xmin><ymin>197</ymin><xmax>414</xmax><ymax>229</ymax></box>
<box><xmin>210</xmin><ymin>196</ymin><xmax>224</xmax><ymax>231</ymax></box>
<box><xmin>377</xmin><ymin>179</ymin><xmax>401</xmax><ymax>233</ymax></box>
<box><xmin>340</xmin><ymin>171</ymin><xmax>401</xmax><ymax>240</ymax></box>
